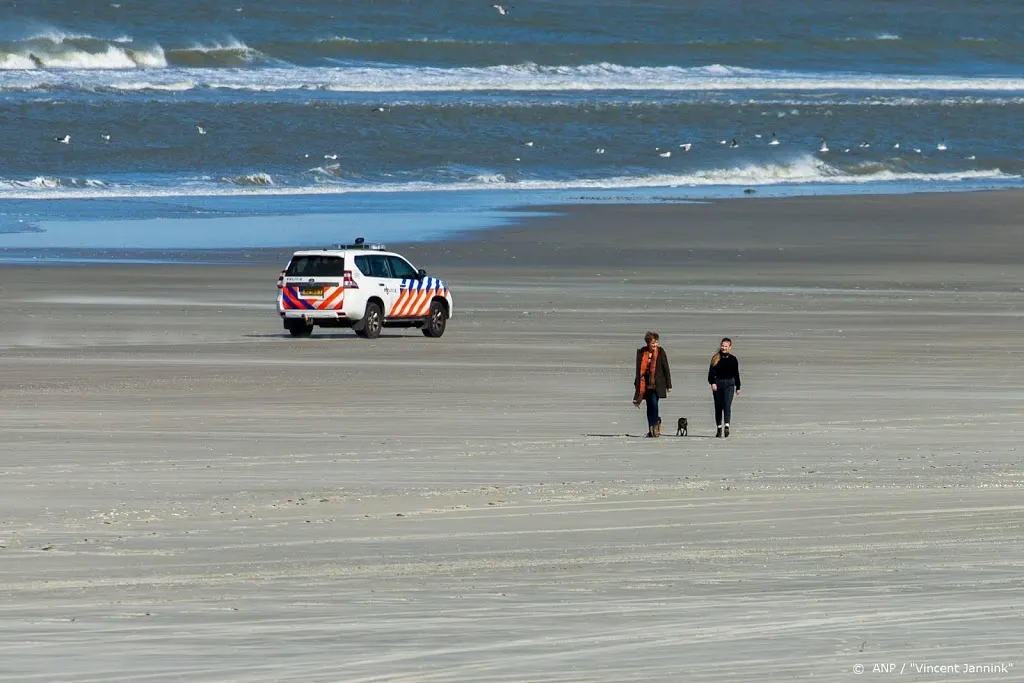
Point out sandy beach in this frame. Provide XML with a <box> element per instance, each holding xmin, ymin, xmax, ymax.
<box><xmin>1</xmin><ymin>191</ymin><xmax>1022</xmax><ymax>682</ymax></box>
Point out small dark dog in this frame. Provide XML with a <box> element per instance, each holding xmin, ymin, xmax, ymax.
<box><xmin>676</xmin><ymin>417</ymin><xmax>688</xmax><ymax>436</ymax></box>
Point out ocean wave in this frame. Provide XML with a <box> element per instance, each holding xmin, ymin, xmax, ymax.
<box><xmin>4</xmin><ymin>62</ymin><xmax>1024</xmax><ymax>92</ymax></box>
<box><xmin>166</xmin><ymin>38</ymin><xmax>267</xmax><ymax>67</ymax></box>
<box><xmin>219</xmin><ymin>172</ymin><xmax>274</xmax><ymax>186</ymax></box>
<box><xmin>0</xmin><ymin>29</ymin><xmax>267</xmax><ymax>70</ymax></box>
<box><xmin>0</xmin><ymin>157</ymin><xmax>1015</xmax><ymax>200</ymax></box>
<box><xmin>0</xmin><ymin>30</ymin><xmax>166</xmax><ymax>69</ymax></box>
<box><xmin>0</xmin><ymin>176</ymin><xmax>108</xmax><ymax>190</ymax></box>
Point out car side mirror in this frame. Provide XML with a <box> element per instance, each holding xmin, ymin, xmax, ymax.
<box><xmin>417</xmin><ymin>268</ymin><xmax>427</xmax><ymax>279</ymax></box>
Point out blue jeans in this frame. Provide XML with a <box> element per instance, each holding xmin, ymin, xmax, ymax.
<box><xmin>713</xmin><ymin>381</ymin><xmax>736</xmax><ymax>425</ymax></box>
<box><xmin>645</xmin><ymin>390</ymin><xmax>660</xmax><ymax>428</ymax></box>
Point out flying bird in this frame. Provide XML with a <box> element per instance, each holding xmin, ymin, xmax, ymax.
<box><xmin>196</xmin><ymin>125</ymin><xmax>206</xmax><ymax>135</ymax></box>
<box><xmin>492</xmin><ymin>4</ymin><xmax>510</xmax><ymax>15</ymax></box>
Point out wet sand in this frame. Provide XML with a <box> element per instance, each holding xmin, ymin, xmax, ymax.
<box><xmin>1</xmin><ymin>191</ymin><xmax>1022</xmax><ymax>681</ymax></box>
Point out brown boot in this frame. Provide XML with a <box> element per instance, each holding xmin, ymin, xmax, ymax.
<box><xmin>654</xmin><ymin>422</ymin><xmax>662</xmax><ymax>437</ymax></box>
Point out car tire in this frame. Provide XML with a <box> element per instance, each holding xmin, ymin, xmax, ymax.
<box><xmin>357</xmin><ymin>301</ymin><xmax>383</xmax><ymax>339</ymax></box>
<box><xmin>421</xmin><ymin>300</ymin><xmax>447</xmax><ymax>338</ymax></box>
<box><xmin>286</xmin><ymin>320</ymin><xmax>314</xmax><ymax>337</ymax></box>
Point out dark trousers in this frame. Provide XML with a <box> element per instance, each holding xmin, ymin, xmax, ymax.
<box><xmin>645</xmin><ymin>390</ymin><xmax>661</xmax><ymax>428</ymax></box>
<box><xmin>713</xmin><ymin>381</ymin><xmax>736</xmax><ymax>425</ymax></box>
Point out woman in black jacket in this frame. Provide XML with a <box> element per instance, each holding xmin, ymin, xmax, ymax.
<box><xmin>634</xmin><ymin>331</ymin><xmax>672</xmax><ymax>437</ymax></box>
<box><xmin>707</xmin><ymin>337</ymin><xmax>741</xmax><ymax>438</ymax></box>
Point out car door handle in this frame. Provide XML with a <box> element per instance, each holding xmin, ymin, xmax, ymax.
<box><xmin>379</xmin><ymin>283</ymin><xmax>385</xmax><ymax>286</ymax></box>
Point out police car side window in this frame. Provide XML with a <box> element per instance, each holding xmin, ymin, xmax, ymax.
<box><xmin>386</xmin><ymin>256</ymin><xmax>418</xmax><ymax>279</ymax></box>
<box><xmin>353</xmin><ymin>254</ymin><xmax>392</xmax><ymax>278</ymax></box>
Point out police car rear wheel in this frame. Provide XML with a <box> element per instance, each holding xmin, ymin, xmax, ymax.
<box><xmin>358</xmin><ymin>302</ymin><xmax>383</xmax><ymax>339</ymax></box>
<box><xmin>422</xmin><ymin>300</ymin><xmax>447</xmax><ymax>338</ymax></box>
<box><xmin>286</xmin><ymin>321</ymin><xmax>314</xmax><ymax>337</ymax></box>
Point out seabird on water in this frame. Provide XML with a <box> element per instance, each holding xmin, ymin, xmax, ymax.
<box><xmin>728</xmin><ymin>138</ymin><xmax>739</xmax><ymax>148</ymax></box>
<box><xmin>101</xmin><ymin>134</ymin><xmax>111</xmax><ymax>141</ymax></box>
<box><xmin>936</xmin><ymin>140</ymin><xmax>948</xmax><ymax>151</ymax></box>
<box><xmin>196</xmin><ymin>125</ymin><xmax>206</xmax><ymax>135</ymax></box>
<box><xmin>818</xmin><ymin>138</ymin><xmax>829</xmax><ymax>153</ymax></box>
<box><xmin>769</xmin><ymin>133</ymin><xmax>780</xmax><ymax>145</ymax></box>
<box><xmin>54</xmin><ymin>134</ymin><xmax>70</xmax><ymax>144</ymax></box>
<box><xmin>324</xmin><ymin>154</ymin><xmax>338</xmax><ymax>160</ymax></box>
<box><xmin>679</xmin><ymin>143</ymin><xmax>692</xmax><ymax>151</ymax></box>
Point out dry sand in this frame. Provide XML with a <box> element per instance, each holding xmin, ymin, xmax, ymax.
<box><xmin>1</xmin><ymin>192</ymin><xmax>1022</xmax><ymax>682</ymax></box>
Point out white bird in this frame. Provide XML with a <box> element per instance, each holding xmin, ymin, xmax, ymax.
<box><xmin>859</xmin><ymin>141</ymin><xmax>870</xmax><ymax>148</ymax></box>
<box><xmin>892</xmin><ymin>142</ymin><xmax>900</xmax><ymax>149</ymax></box>
<box><xmin>936</xmin><ymin>140</ymin><xmax>948</xmax><ymax>151</ymax></box>
<box><xmin>595</xmin><ymin>148</ymin><xmax>605</xmax><ymax>154</ymax></box>
<box><xmin>965</xmin><ymin>155</ymin><xmax>976</xmax><ymax>160</ymax></box>
<box><xmin>524</xmin><ymin>141</ymin><xmax>533</xmax><ymax>147</ymax></box>
<box><xmin>754</xmin><ymin>133</ymin><xmax>762</xmax><ymax>139</ymax></box>
<box><xmin>728</xmin><ymin>138</ymin><xmax>739</xmax><ymax>148</ymax></box>
<box><xmin>913</xmin><ymin>148</ymin><xmax>922</xmax><ymax>154</ymax></box>
<box><xmin>514</xmin><ymin>157</ymin><xmax>521</xmax><ymax>161</ymax></box>
<box><xmin>54</xmin><ymin>134</ymin><xmax>70</xmax><ymax>144</ymax></box>
<box><xmin>843</xmin><ymin>148</ymin><xmax>850</xmax><ymax>153</ymax></box>
<box><xmin>719</xmin><ymin>139</ymin><xmax>728</xmax><ymax>145</ymax></box>
<box><xmin>101</xmin><ymin>134</ymin><xmax>111</xmax><ymax>141</ymax></box>
<box><xmin>196</xmin><ymin>125</ymin><xmax>206</xmax><ymax>135</ymax></box>
<box><xmin>492</xmin><ymin>3</ymin><xmax>509</xmax><ymax>15</ymax></box>
<box><xmin>679</xmin><ymin>143</ymin><xmax>692</xmax><ymax>151</ymax></box>
<box><xmin>769</xmin><ymin>133</ymin><xmax>780</xmax><ymax>145</ymax></box>
<box><xmin>818</xmin><ymin>138</ymin><xmax>829</xmax><ymax>153</ymax></box>
<box><xmin>324</xmin><ymin>154</ymin><xmax>338</xmax><ymax>160</ymax></box>
<box><xmin>657</xmin><ymin>148</ymin><xmax>671</xmax><ymax>157</ymax></box>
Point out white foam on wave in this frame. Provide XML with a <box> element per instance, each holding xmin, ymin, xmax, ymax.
<box><xmin>5</xmin><ymin>61</ymin><xmax>1024</xmax><ymax>92</ymax></box>
<box><xmin>0</xmin><ymin>157</ymin><xmax>1015</xmax><ymax>200</ymax></box>
<box><xmin>219</xmin><ymin>172</ymin><xmax>274</xmax><ymax>186</ymax></box>
<box><xmin>0</xmin><ymin>28</ymin><xmax>167</xmax><ymax>69</ymax></box>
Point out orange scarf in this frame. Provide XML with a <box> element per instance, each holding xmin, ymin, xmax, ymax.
<box><xmin>637</xmin><ymin>346</ymin><xmax>659</xmax><ymax>396</ymax></box>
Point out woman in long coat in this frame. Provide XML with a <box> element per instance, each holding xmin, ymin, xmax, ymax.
<box><xmin>633</xmin><ymin>331</ymin><xmax>672</xmax><ymax>437</ymax></box>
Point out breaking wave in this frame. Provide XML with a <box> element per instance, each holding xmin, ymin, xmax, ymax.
<box><xmin>0</xmin><ymin>30</ymin><xmax>263</xmax><ymax>69</ymax></box>
<box><xmin>219</xmin><ymin>172</ymin><xmax>274</xmax><ymax>186</ymax></box>
<box><xmin>4</xmin><ymin>61</ymin><xmax>1024</xmax><ymax>93</ymax></box>
<box><xmin>0</xmin><ymin>156</ymin><xmax>1015</xmax><ymax>200</ymax></box>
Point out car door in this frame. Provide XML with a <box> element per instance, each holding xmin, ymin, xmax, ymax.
<box><xmin>353</xmin><ymin>254</ymin><xmax>399</xmax><ymax>316</ymax></box>
<box><xmin>386</xmin><ymin>255</ymin><xmax>430</xmax><ymax>318</ymax></box>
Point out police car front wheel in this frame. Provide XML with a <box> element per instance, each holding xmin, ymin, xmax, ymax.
<box><xmin>422</xmin><ymin>300</ymin><xmax>447</xmax><ymax>338</ymax></box>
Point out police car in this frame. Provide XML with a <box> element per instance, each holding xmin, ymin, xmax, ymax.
<box><xmin>276</xmin><ymin>238</ymin><xmax>453</xmax><ymax>339</ymax></box>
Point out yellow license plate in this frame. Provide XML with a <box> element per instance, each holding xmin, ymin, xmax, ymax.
<box><xmin>300</xmin><ymin>286</ymin><xmax>324</xmax><ymax>297</ymax></box>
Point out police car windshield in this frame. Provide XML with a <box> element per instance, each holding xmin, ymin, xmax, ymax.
<box><xmin>286</xmin><ymin>255</ymin><xmax>345</xmax><ymax>277</ymax></box>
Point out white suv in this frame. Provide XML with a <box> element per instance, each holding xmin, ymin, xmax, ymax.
<box><xmin>276</xmin><ymin>238</ymin><xmax>453</xmax><ymax>339</ymax></box>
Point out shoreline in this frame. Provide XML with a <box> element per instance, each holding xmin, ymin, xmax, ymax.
<box><xmin>3</xmin><ymin>186</ymin><xmax>1024</xmax><ymax>271</ymax></box>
